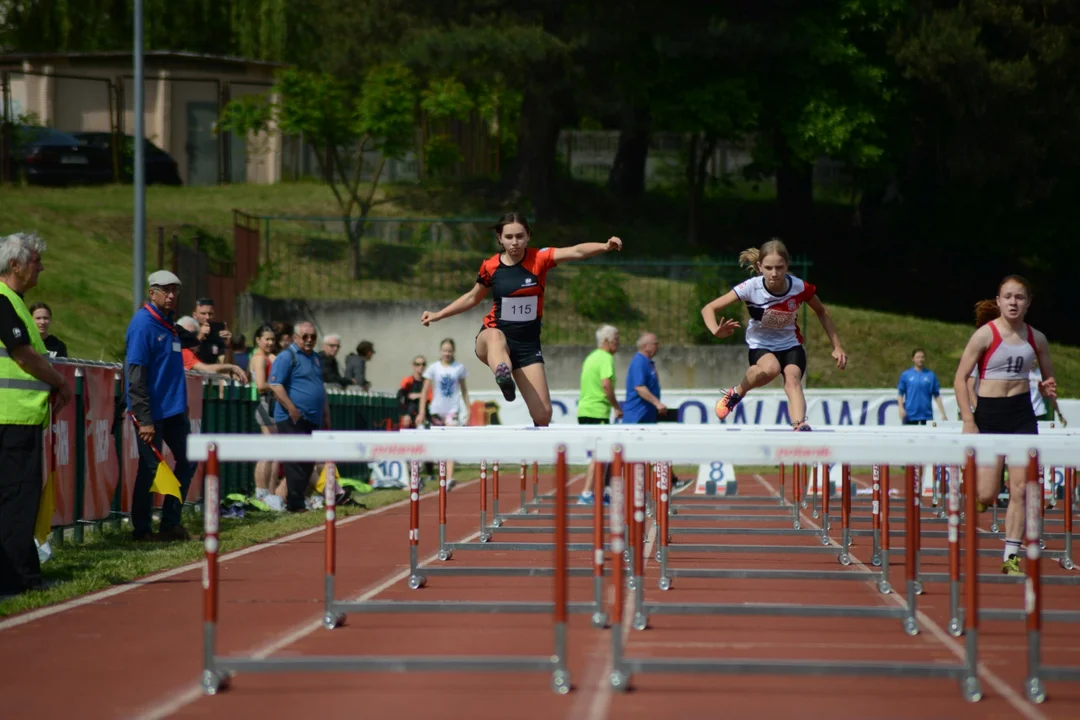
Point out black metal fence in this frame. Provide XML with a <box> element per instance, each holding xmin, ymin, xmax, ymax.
<box><xmin>246</xmin><ymin>215</ymin><xmax>812</xmax><ymax>345</ymax></box>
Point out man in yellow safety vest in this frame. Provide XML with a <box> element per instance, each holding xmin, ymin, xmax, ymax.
<box><xmin>0</xmin><ymin>232</ymin><xmax>72</xmax><ymax>595</ymax></box>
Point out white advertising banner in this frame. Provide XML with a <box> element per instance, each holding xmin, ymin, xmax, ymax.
<box><xmin>471</xmin><ymin>387</ymin><xmax>1078</xmax><ymax>429</ymax></box>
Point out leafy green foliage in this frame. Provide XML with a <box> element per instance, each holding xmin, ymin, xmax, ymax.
<box><xmin>686</xmin><ymin>262</ymin><xmax>745</xmax><ymax>345</ymax></box>
<box><xmin>568</xmin><ymin>268</ymin><xmax>640</xmax><ymax>323</ymax></box>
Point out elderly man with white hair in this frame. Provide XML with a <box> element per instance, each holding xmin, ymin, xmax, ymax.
<box><xmin>623</xmin><ymin>332</ymin><xmax>666</xmax><ymax>424</ymax></box>
<box><xmin>576</xmin><ymin>324</ymin><xmax>621</xmax><ymax>506</ymax></box>
<box><xmin>318</xmin><ymin>333</ymin><xmax>351</xmax><ymax>387</ymax></box>
<box><xmin>0</xmin><ymin>232</ymin><xmax>73</xmax><ymax>594</ymax></box>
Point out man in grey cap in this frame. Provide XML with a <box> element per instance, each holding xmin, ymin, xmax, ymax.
<box><xmin>124</xmin><ymin>270</ymin><xmax>201</xmax><ymax>541</ymax></box>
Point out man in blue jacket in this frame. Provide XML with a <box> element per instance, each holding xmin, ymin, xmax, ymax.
<box><xmin>897</xmin><ymin>348</ymin><xmax>947</xmax><ymax>425</ymax></box>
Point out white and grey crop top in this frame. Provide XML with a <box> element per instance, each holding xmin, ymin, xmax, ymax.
<box><xmin>978</xmin><ymin>322</ymin><xmax>1037</xmax><ymax>381</ymax></box>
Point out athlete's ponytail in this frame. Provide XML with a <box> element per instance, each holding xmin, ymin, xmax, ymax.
<box><xmin>973</xmin><ymin>300</ymin><xmax>999</xmax><ymax>328</ymax></box>
<box><xmin>739</xmin><ymin>238</ymin><xmax>790</xmax><ymax>275</ymax></box>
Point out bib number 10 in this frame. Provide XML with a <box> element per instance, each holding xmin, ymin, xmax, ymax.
<box><xmin>501</xmin><ymin>296</ymin><xmax>538</xmax><ymax>322</ymax></box>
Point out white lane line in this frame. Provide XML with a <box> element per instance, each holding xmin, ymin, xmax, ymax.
<box><xmin>752</xmin><ymin>472</ymin><xmax>1047</xmax><ymax>720</ymax></box>
<box><xmin>136</xmin><ymin>472</ymin><xmax>586</xmax><ymax>720</ymax></box>
<box><xmin>574</xmin><ymin>479</ymin><xmax>658</xmax><ymax>720</ymax></box>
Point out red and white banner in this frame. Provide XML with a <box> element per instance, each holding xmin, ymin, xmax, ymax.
<box><xmin>82</xmin><ymin>366</ymin><xmax>120</xmax><ymax>522</ymax></box>
<box><xmin>45</xmin><ymin>363</ymin><xmax>78</xmax><ymax>526</ymax></box>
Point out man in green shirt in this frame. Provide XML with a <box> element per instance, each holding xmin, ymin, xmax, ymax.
<box><xmin>577</xmin><ymin>325</ymin><xmax>621</xmax><ymax>505</ymax></box>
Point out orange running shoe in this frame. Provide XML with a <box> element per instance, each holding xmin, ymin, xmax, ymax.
<box><xmin>715</xmin><ymin>387</ymin><xmax>742</xmax><ymax>420</ymax></box>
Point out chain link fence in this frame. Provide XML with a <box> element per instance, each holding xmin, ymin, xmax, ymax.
<box><xmin>244</xmin><ymin>215</ymin><xmax>812</xmax><ymax>346</ymax></box>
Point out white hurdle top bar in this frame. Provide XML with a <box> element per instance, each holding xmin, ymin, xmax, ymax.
<box><xmin>189</xmin><ymin>428</ymin><xmax>1080</xmax><ymax>467</ymax></box>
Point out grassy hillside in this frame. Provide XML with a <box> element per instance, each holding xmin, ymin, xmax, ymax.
<box><xmin>3</xmin><ymin>182</ymin><xmax>1078</xmax><ymax>393</ymax></box>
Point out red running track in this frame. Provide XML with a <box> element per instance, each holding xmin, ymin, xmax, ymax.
<box><xmin>0</xmin><ymin>467</ymin><xmax>1076</xmax><ymax>720</ymax></box>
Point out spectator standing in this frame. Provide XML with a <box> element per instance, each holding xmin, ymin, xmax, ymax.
<box><xmin>345</xmin><ymin>340</ymin><xmax>375</xmax><ymax>391</ymax></box>
<box><xmin>319</xmin><ymin>334</ymin><xmax>352</xmax><ymax>387</ymax></box>
<box><xmin>397</xmin><ymin>355</ymin><xmax>430</xmax><ymax>429</ymax></box>
<box><xmin>897</xmin><ymin>348</ymin><xmax>947</xmax><ymax>425</ymax></box>
<box><xmin>0</xmin><ymin>232</ymin><xmax>72</xmax><ymax>594</ymax></box>
<box><xmin>29</xmin><ymin>302</ymin><xmax>67</xmax><ymax>358</ymax></box>
<box><xmin>417</xmin><ymin>338</ymin><xmax>470</xmax><ymax>490</ymax></box>
<box><xmin>622</xmin><ymin>332</ymin><xmax>666</xmax><ymax>424</ymax></box>
<box><xmin>577</xmin><ymin>325</ymin><xmax>621</xmax><ymax>506</ymax></box>
<box><xmin>272</xmin><ymin>321</ymin><xmax>293</xmax><ymax>351</ymax></box>
<box><xmin>230</xmin><ymin>333</ymin><xmax>249</xmax><ymax>373</ymax></box>
<box><xmin>124</xmin><ymin>270</ymin><xmax>201</xmax><ymax>542</ymax></box>
<box><xmin>176</xmin><ymin>317</ymin><xmax>248</xmax><ymax>381</ymax></box>
<box><xmin>249</xmin><ymin>324</ymin><xmax>281</xmax><ymax>499</ymax></box>
<box><xmin>269</xmin><ymin>321</ymin><xmax>330</xmax><ymax>512</ymax></box>
<box><xmin>192</xmin><ymin>297</ymin><xmax>231</xmax><ymax>364</ymax></box>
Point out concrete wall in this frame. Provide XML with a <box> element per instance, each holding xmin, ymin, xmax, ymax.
<box><xmin>237</xmin><ymin>294</ymin><xmax>748</xmax><ymax>392</ymax></box>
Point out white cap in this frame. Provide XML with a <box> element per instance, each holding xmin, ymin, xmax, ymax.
<box><xmin>147</xmin><ymin>270</ymin><xmax>182</xmax><ymax>288</ymax></box>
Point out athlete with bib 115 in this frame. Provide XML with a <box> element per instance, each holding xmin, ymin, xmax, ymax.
<box><xmin>420</xmin><ymin>213</ymin><xmax>623</xmax><ymax>426</ymax></box>
<box><xmin>953</xmin><ymin>275</ymin><xmax>1056</xmax><ymax>576</ymax></box>
<box><xmin>701</xmin><ymin>239</ymin><xmax>847</xmax><ymax>431</ymax></box>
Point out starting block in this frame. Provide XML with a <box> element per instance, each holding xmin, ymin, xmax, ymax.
<box><xmin>695</xmin><ymin>461</ymin><xmax>738</xmax><ymax>496</ymax></box>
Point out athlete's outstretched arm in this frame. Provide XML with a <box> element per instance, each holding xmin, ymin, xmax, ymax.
<box><xmin>953</xmin><ymin>327</ymin><xmax>990</xmax><ymax>430</ymax></box>
<box><xmin>700</xmin><ymin>290</ymin><xmax>742</xmax><ymax>338</ymax></box>
<box><xmin>806</xmin><ymin>295</ymin><xmax>847</xmax><ymax>370</ymax></box>
<box><xmin>1033</xmin><ymin>329</ymin><xmax>1057</xmax><ymax>399</ymax></box>
<box><xmin>552</xmin><ymin>237</ymin><xmax>622</xmax><ymax>263</ymax></box>
<box><xmin>421</xmin><ymin>283</ymin><xmax>489</xmax><ymax>326</ymax></box>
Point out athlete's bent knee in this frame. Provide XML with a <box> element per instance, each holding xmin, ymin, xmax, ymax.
<box><xmin>532</xmin><ymin>404</ymin><xmax>553</xmax><ymax>427</ymax></box>
<box><xmin>977</xmin><ymin>483</ymin><xmax>999</xmax><ymax>505</ymax></box>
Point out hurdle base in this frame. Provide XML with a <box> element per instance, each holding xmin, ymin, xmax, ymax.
<box><xmin>666</xmin><ymin>568</ymin><xmax>881</xmax><ymax>582</ymax></box>
<box><xmin>214</xmin><ymin>655</ymin><xmax>562</xmax><ymax>676</ymax></box>
<box><xmin>669</xmin><ymin>527</ymin><xmax>835</xmax><ymax>537</ymax></box>
<box><xmin>332</xmin><ymin>600</ymin><xmax>598</xmax><ymax>615</ymax></box>
<box><xmin>918</xmin><ymin>572</ymin><xmax>1080</xmax><ymax>586</ymax></box>
<box><xmin>642</xmin><ymin>602</ymin><xmax>906</xmax><ymax>619</ymax></box>
<box><xmin>422</xmin><ymin>566</ymin><xmax>615</xmax><ymax>578</ymax></box>
<box><xmin>668</xmin><ymin>543</ymin><xmax>842</xmax><ymax>555</ymax></box>
<box><xmin>446</xmin><ymin>542</ymin><xmax>607</xmax><ymax>552</ymax></box>
<box><xmin>620</xmin><ymin>657</ymin><xmax>968</xmax><ymax>679</ymax></box>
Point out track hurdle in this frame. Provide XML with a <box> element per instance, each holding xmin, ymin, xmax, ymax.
<box><xmin>188</xmin><ymin>433</ymin><xmax>601</xmax><ymax>696</ymax></box>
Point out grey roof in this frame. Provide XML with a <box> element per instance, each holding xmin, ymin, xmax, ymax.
<box><xmin>0</xmin><ymin>50</ymin><xmax>289</xmax><ymax>69</ymax></box>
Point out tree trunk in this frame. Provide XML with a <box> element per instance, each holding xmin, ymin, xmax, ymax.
<box><xmin>685</xmin><ymin>132</ymin><xmax>718</xmax><ymax>247</ymax></box>
<box><xmin>607</xmin><ymin>108</ymin><xmax>650</xmax><ymax>199</ymax></box>
<box><xmin>505</xmin><ymin>89</ymin><xmax>562</xmax><ymax>220</ymax></box>
<box><xmin>774</xmin><ymin>131</ymin><xmax>813</xmax><ymax>245</ymax></box>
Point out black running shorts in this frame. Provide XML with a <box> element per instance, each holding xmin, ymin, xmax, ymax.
<box><xmin>974</xmin><ymin>394</ymin><xmax>1038</xmax><ymax>435</ymax></box>
<box><xmin>748</xmin><ymin>345</ymin><xmax>807</xmax><ymax>377</ymax></box>
<box><xmin>475</xmin><ymin>328</ymin><xmax>545</xmax><ymax>370</ymax></box>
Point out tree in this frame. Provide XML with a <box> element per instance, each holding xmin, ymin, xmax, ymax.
<box><xmin>218</xmin><ymin>64</ymin><xmax>473</xmax><ymax>279</ymax></box>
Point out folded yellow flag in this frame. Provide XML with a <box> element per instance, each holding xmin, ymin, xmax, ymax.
<box><xmin>149</xmin><ymin>461</ymin><xmax>183</xmax><ymax>500</ymax></box>
<box><xmin>34</xmin><ymin>471</ymin><xmax>55</xmax><ymax>545</ymax></box>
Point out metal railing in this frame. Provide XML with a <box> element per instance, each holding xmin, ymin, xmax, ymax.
<box><xmin>42</xmin><ymin>357</ymin><xmax>398</xmax><ymax>545</ymax></box>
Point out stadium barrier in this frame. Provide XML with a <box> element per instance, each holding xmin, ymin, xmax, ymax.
<box><xmin>39</xmin><ymin>358</ymin><xmax>398</xmax><ymax>544</ymax></box>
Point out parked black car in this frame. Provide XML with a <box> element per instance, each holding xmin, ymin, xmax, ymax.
<box><xmin>71</xmin><ymin>132</ymin><xmax>183</xmax><ymax>186</ymax></box>
<box><xmin>6</xmin><ymin>125</ymin><xmax>112</xmax><ymax>186</ymax></box>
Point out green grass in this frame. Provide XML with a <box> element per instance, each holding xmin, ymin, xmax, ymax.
<box><xmin>0</xmin><ymin>483</ymin><xmax>415</xmax><ymax>618</ymax></box>
<box><xmin>4</xmin><ymin>182</ymin><xmax>1079</xmax><ymax>390</ymax></box>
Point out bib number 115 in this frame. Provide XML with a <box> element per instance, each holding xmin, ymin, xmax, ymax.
<box><xmin>501</xmin><ymin>296</ymin><xmax>537</xmax><ymax>322</ymax></box>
